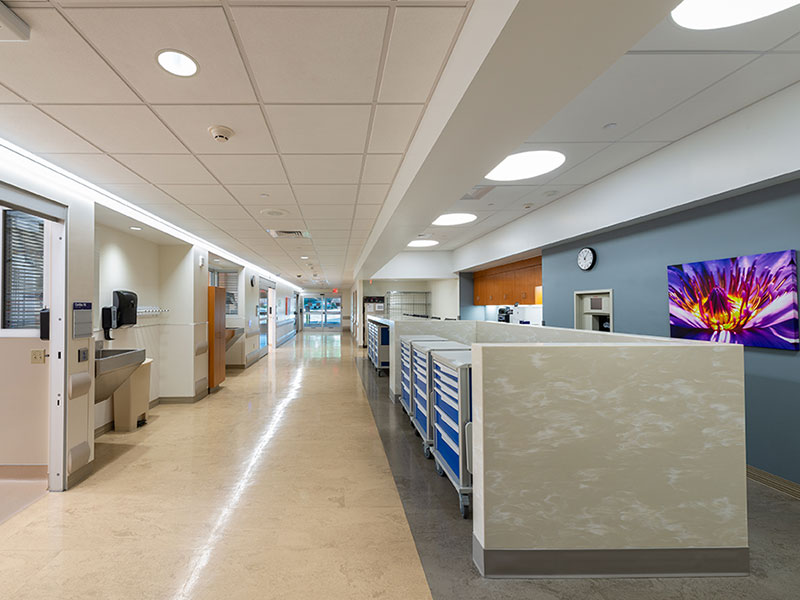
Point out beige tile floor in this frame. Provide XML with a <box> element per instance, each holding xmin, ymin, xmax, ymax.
<box><xmin>0</xmin><ymin>480</ymin><xmax>47</xmax><ymax>526</ymax></box>
<box><xmin>0</xmin><ymin>332</ymin><xmax>432</xmax><ymax>600</ymax></box>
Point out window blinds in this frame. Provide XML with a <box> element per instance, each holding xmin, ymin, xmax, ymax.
<box><xmin>2</xmin><ymin>210</ymin><xmax>45</xmax><ymax>329</ymax></box>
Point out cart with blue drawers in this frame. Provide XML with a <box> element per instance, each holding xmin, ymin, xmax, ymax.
<box><xmin>431</xmin><ymin>349</ymin><xmax>473</xmax><ymax>518</ymax></box>
<box><xmin>410</xmin><ymin>339</ymin><xmax>469</xmax><ymax>458</ymax></box>
<box><xmin>367</xmin><ymin>319</ymin><xmax>390</xmax><ymax>374</ymax></box>
<box><xmin>398</xmin><ymin>335</ymin><xmax>445</xmax><ymax>415</ymax></box>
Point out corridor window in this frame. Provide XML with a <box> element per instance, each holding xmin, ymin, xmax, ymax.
<box><xmin>2</xmin><ymin>209</ymin><xmax>44</xmax><ymax>329</ymax></box>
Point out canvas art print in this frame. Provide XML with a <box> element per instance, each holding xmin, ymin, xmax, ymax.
<box><xmin>668</xmin><ymin>250</ymin><xmax>800</xmax><ymax>350</ymax></box>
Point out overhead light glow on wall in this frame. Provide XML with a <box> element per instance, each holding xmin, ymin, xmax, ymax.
<box><xmin>485</xmin><ymin>150</ymin><xmax>565</xmax><ymax>181</ymax></box>
<box><xmin>671</xmin><ymin>0</ymin><xmax>800</xmax><ymax>30</ymax></box>
<box><xmin>408</xmin><ymin>239</ymin><xmax>439</xmax><ymax>247</ymax></box>
<box><xmin>432</xmin><ymin>213</ymin><xmax>477</xmax><ymax>226</ymax></box>
<box><xmin>129</xmin><ymin>226</ymin><xmax>142</xmax><ymax>231</ymax></box>
<box><xmin>157</xmin><ymin>49</ymin><xmax>198</xmax><ymax>77</ymax></box>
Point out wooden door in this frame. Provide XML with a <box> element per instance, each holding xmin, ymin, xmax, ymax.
<box><xmin>208</xmin><ymin>286</ymin><xmax>226</xmax><ymax>390</ymax></box>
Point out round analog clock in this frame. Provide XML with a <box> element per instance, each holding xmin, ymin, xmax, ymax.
<box><xmin>577</xmin><ymin>247</ymin><xmax>596</xmax><ymax>271</ymax></box>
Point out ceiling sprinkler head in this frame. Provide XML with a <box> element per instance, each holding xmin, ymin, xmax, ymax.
<box><xmin>208</xmin><ymin>125</ymin><xmax>234</xmax><ymax>143</ymax></box>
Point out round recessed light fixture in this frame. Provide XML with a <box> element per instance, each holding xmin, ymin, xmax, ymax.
<box><xmin>671</xmin><ymin>0</ymin><xmax>800</xmax><ymax>30</ymax></box>
<box><xmin>259</xmin><ymin>207</ymin><xmax>288</xmax><ymax>217</ymax></box>
<box><xmin>156</xmin><ymin>49</ymin><xmax>198</xmax><ymax>77</ymax></box>
<box><xmin>485</xmin><ymin>150</ymin><xmax>566</xmax><ymax>182</ymax></box>
<box><xmin>432</xmin><ymin>213</ymin><xmax>478</xmax><ymax>226</ymax></box>
<box><xmin>129</xmin><ymin>226</ymin><xmax>142</xmax><ymax>231</ymax></box>
<box><xmin>408</xmin><ymin>239</ymin><xmax>439</xmax><ymax>248</ymax></box>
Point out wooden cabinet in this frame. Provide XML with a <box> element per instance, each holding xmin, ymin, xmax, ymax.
<box><xmin>208</xmin><ymin>286</ymin><xmax>226</xmax><ymax>390</ymax></box>
<box><xmin>473</xmin><ymin>257</ymin><xmax>542</xmax><ymax>306</ymax></box>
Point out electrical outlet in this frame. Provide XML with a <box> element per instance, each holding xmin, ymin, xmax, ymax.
<box><xmin>31</xmin><ymin>349</ymin><xmax>46</xmax><ymax>364</ymax></box>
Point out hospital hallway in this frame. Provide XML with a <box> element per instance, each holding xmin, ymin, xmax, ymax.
<box><xmin>2</xmin><ymin>331</ymin><xmax>800</xmax><ymax>600</ymax></box>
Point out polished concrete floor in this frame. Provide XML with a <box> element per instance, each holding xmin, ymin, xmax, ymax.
<box><xmin>0</xmin><ymin>332</ymin><xmax>430</xmax><ymax>599</ymax></box>
<box><xmin>0</xmin><ymin>480</ymin><xmax>47</xmax><ymax>527</ymax></box>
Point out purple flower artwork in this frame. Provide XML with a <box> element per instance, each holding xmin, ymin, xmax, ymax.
<box><xmin>668</xmin><ymin>250</ymin><xmax>799</xmax><ymax>350</ymax></box>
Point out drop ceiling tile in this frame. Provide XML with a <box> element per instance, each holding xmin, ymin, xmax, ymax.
<box><xmin>354</xmin><ymin>204</ymin><xmax>381</xmax><ymax>220</ymax></box>
<box><xmin>102</xmin><ymin>183</ymin><xmax>178</xmax><ymax>206</ymax></box>
<box><xmin>40</xmin><ymin>105</ymin><xmax>185</xmax><ymax>153</ymax></box>
<box><xmin>448</xmin><ymin>185</ymin><xmax>538</xmax><ymax>212</ymax></box>
<box><xmin>508</xmin><ymin>185</ymin><xmax>583</xmax><ymax>210</ymax></box>
<box><xmin>283</xmin><ymin>155</ymin><xmax>362</xmax><ymax>184</ymax></box>
<box><xmin>232</xmin><ymin>6</ymin><xmax>387</xmax><ymax>102</ymax></box>
<box><xmin>378</xmin><ymin>7</ymin><xmax>463</xmax><ymax>103</ymax></box>
<box><xmin>245</xmin><ymin>204</ymin><xmax>303</xmax><ymax>220</ymax></box>
<box><xmin>627</xmin><ymin>54</ymin><xmax>800</xmax><ymax>143</ymax></box>
<box><xmin>65</xmin><ymin>7</ymin><xmax>255</xmax><ymax>103</ymax></box>
<box><xmin>775</xmin><ymin>32</ymin><xmax>800</xmax><ymax>52</ymax></box>
<box><xmin>548</xmin><ymin>142</ymin><xmax>667</xmax><ymax>186</ymax></box>
<box><xmin>357</xmin><ymin>184</ymin><xmax>389</xmax><ymax>204</ymax></box>
<box><xmin>633</xmin><ymin>9</ymin><xmax>800</xmax><ymax>52</ymax></box>
<box><xmin>0</xmin><ymin>105</ymin><xmax>99</xmax><ymax>153</ymax></box>
<box><xmin>258</xmin><ymin>218</ymin><xmax>307</xmax><ymax>231</ymax></box>
<box><xmin>351</xmin><ymin>218</ymin><xmax>375</xmax><ymax>231</ymax></box>
<box><xmin>526</xmin><ymin>54</ymin><xmax>753</xmax><ymax>144</ymax></box>
<box><xmin>300</xmin><ymin>205</ymin><xmax>354</xmax><ymax>220</ymax></box>
<box><xmin>171</xmin><ymin>218</ymin><xmax>221</xmax><ymax>234</ymax></box>
<box><xmin>368</xmin><ymin>104</ymin><xmax>423</xmax><ymax>153</ymax></box>
<box><xmin>190</xmin><ymin>204</ymin><xmax>251</xmax><ymax>220</ymax></box>
<box><xmin>145</xmin><ymin>203</ymin><xmax>201</xmax><ymax>222</ymax></box>
<box><xmin>293</xmin><ymin>185</ymin><xmax>358</xmax><ymax>205</ymax></box>
<box><xmin>215</xmin><ymin>219</ymin><xmax>265</xmax><ymax>233</ymax></box>
<box><xmin>199</xmin><ymin>155</ymin><xmax>286</xmax><ymax>184</ymax></box>
<box><xmin>115</xmin><ymin>154</ymin><xmax>215</xmax><ymax>184</ymax></box>
<box><xmin>158</xmin><ymin>184</ymin><xmax>236</xmax><ymax>205</ymax></box>
<box><xmin>306</xmin><ymin>219</ymin><xmax>352</xmax><ymax>230</ymax></box>
<box><xmin>0</xmin><ymin>84</ymin><xmax>24</xmax><ymax>103</ymax></box>
<box><xmin>309</xmin><ymin>229</ymin><xmax>350</xmax><ymax>239</ymax></box>
<box><xmin>0</xmin><ymin>8</ymin><xmax>137</xmax><ymax>103</ymax></box>
<box><xmin>40</xmin><ymin>153</ymin><xmax>144</xmax><ymax>184</ymax></box>
<box><xmin>267</xmin><ymin>105</ymin><xmax>371</xmax><ymax>154</ymax></box>
<box><xmin>361</xmin><ymin>154</ymin><xmax>401</xmax><ymax>184</ymax></box>
<box><xmin>227</xmin><ymin>184</ymin><xmax>295</xmax><ymax>205</ymax></box>
<box><xmin>153</xmin><ymin>105</ymin><xmax>275</xmax><ymax>154</ymax></box>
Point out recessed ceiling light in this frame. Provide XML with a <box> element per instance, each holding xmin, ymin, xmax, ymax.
<box><xmin>129</xmin><ymin>226</ymin><xmax>142</xmax><ymax>231</ymax></box>
<box><xmin>408</xmin><ymin>239</ymin><xmax>439</xmax><ymax>248</ymax></box>
<box><xmin>432</xmin><ymin>213</ymin><xmax>478</xmax><ymax>226</ymax></box>
<box><xmin>671</xmin><ymin>0</ymin><xmax>800</xmax><ymax>30</ymax></box>
<box><xmin>300</xmin><ymin>255</ymin><xmax>309</xmax><ymax>259</ymax></box>
<box><xmin>485</xmin><ymin>150</ymin><xmax>566</xmax><ymax>182</ymax></box>
<box><xmin>156</xmin><ymin>49</ymin><xmax>198</xmax><ymax>77</ymax></box>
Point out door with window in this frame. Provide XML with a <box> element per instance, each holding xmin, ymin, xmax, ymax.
<box><xmin>302</xmin><ymin>294</ymin><xmax>341</xmax><ymax>330</ymax></box>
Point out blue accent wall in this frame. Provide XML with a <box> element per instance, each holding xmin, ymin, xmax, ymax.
<box><xmin>542</xmin><ymin>178</ymin><xmax>800</xmax><ymax>484</ymax></box>
<box><xmin>459</xmin><ymin>272</ymin><xmax>484</xmax><ymax>321</ymax></box>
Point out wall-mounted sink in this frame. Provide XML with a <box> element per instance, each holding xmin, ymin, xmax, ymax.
<box><xmin>95</xmin><ymin>348</ymin><xmax>146</xmax><ymax>403</ymax></box>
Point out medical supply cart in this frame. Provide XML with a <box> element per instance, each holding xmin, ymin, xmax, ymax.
<box><xmin>399</xmin><ymin>335</ymin><xmax>445</xmax><ymax>415</ymax></box>
<box><xmin>367</xmin><ymin>318</ymin><xmax>390</xmax><ymax>374</ymax></box>
<box><xmin>431</xmin><ymin>349</ymin><xmax>473</xmax><ymax>518</ymax></box>
<box><xmin>410</xmin><ymin>339</ymin><xmax>469</xmax><ymax>458</ymax></box>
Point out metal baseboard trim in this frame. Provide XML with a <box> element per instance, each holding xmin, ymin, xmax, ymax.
<box><xmin>93</xmin><ymin>422</ymin><xmax>114</xmax><ymax>438</ymax></box>
<box><xmin>277</xmin><ymin>330</ymin><xmax>297</xmax><ymax>348</ymax></box>
<box><xmin>159</xmin><ymin>389</ymin><xmax>208</xmax><ymax>404</ymax></box>
<box><xmin>748</xmin><ymin>465</ymin><xmax>800</xmax><ymax>500</ymax></box>
<box><xmin>245</xmin><ymin>346</ymin><xmax>269</xmax><ymax>367</ymax></box>
<box><xmin>473</xmin><ymin>536</ymin><xmax>749</xmax><ymax>578</ymax></box>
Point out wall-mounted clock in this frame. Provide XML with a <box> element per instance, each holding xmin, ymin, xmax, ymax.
<box><xmin>577</xmin><ymin>247</ymin><xmax>596</xmax><ymax>271</ymax></box>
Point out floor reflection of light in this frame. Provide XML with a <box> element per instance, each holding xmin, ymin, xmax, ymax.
<box><xmin>173</xmin><ymin>363</ymin><xmax>305</xmax><ymax>600</ymax></box>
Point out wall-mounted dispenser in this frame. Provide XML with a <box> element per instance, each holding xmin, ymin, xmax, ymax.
<box><xmin>102</xmin><ymin>290</ymin><xmax>138</xmax><ymax>340</ymax></box>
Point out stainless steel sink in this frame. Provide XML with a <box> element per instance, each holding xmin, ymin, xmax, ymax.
<box><xmin>95</xmin><ymin>348</ymin><xmax>146</xmax><ymax>403</ymax></box>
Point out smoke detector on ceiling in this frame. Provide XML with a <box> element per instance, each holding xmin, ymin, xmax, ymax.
<box><xmin>259</xmin><ymin>207</ymin><xmax>289</xmax><ymax>217</ymax></box>
<box><xmin>208</xmin><ymin>125</ymin><xmax>234</xmax><ymax>143</ymax></box>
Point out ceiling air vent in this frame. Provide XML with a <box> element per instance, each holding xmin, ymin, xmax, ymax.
<box><xmin>267</xmin><ymin>230</ymin><xmax>309</xmax><ymax>239</ymax></box>
<box><xmin>460</xmin><ymin>185</ymin><xmax>495</xmax><ymax>201</ymax></box>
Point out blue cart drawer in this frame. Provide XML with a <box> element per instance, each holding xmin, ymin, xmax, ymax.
<box><xmin>435</xmin><ymin>406</ymin><xmax>459</xmax><ymax>444</ymax></box>
<box><xmin>435</xmin><ymin>425</ymin><xmax>460</xmax><ymax>479</ymax></box>
<box><xmin>434</xmin><ymin>388</ymin><xmax>459</xmax><ymax>423</ymax></box>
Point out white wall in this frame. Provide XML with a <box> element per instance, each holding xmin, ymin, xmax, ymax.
<box><xmin>429</xmin><ymin>278</ymin><xmax>459</xmax><ymax>319</ymax></box>
<box><xmin>370</xmin><ymin>251</ymin><xmax>456</xmax><ymax>279</ymax></box>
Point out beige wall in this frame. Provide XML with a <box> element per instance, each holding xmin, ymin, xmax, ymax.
<box><xmin>429</xmin><ymin>278</ymin><xmax>459</xmax><ymax>319</ymax></box>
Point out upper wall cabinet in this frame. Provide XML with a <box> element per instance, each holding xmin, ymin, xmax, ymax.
<box><xmin>473</xmin><ymin>257</ymin><xmax>542</xmax><ymax>306</ymax></box>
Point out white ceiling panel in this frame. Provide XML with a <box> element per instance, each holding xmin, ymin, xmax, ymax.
<box><xmin>354</xmin><ymin>204</ymin><xmax>381</xmax><ymax>220</ymax></box>
<box><xmin>368</xmin><ymin>104</ymin><xmax>423</xmax><ymax>153</ymax></box>
<box><xmin>255</xmin><ymin>218</ymin><xmax>306</xmax><ymax>231</ymax></box>
<box><xmin>300</xmin><ymin>205</ymin><xmax>354</xmax><ymax>220</ymax></box>
<box><xmin>158</xmin><ymin>184</ymin><xmax>236</xmax><ymax>205</ymax></box>
<box><xmin>0</xmin><ymin>8</ymin><xmax>137</xmax><ymax>103</ymax></box>
<box><xmin>0</xmin><ymin>84</ymin><xmax>24</xmax><ymax>103</ymax></box>
<box><xmin>357</xmin><ymin>184</ymin><xmax>389</xmax><ymax>204</ymax></box>
<box><xmin>309</xmin><ymin>229</ymin><xmax>350</xmax><ymax>239</ymax></box>
<box><xmin>199</xmin><ymin>154</ymin><xmax>286</xmax><ymax>184</ymax></box>
<box><xmin>283</xmin><ymin>154</ymin><xmax>362</xmax><ymax>184</ymax></box>
<box><xmin>628</xmin><ymin>55</ymin><xmax>800</xmax><ymax>143</ymax></box>
<box><xmin>0</xmin><ymin>105</ymin><xmax>99</xmax><ymax>153</ymax></box>
<box><xmin>65</xmin><ymin>7</ymin><xmax>255</xmax><ymax>103</ymax></box>
<box><xmin>102</xmin><ymin>183</ymin><xmax>178</xmax><ymax>206</ymax></box>
<box><xmin>293</xmin><ymin>184</ymin><xmax>358</xmax><ymax>205</ymax></box>
<box><xmin>508</xmin><ymin>185</ymin><xmax>583</xmax><ymax>211</ymax></box>
<box><xmin>215</xmin><ymin>219</ymin><xmax>266</xmax><ymax>233</ymax></box>
<box><xmin>41</xmin><ymin>105</ymin><xmax>185</xmax><ymax>153</ymax></box>
<box><xmin>527</xmin><ymin>54</ymin><xmax>753</xmax><ymax>143</ymax></box>
<box><xmin>776</xmin><ymin>33</ymin><xmax>800</xmax><ymax>52</ymax></box>
<box><xmin>266</xmin><ymin>105</ymin><xmax>371</xmax><ymax>154</ymax></box>
<box><xmin>378</xmin><ymin>7</ymin><xmax>463</xmax><ymax>103</ymax></box>
<box><xmin>244</xmin><ymin>204</ymin><xmax>303</xmax><ymax>220</ymax></box>
<box><xmin>362</xmin><ymin>154</ymin><xmax>401</xmax><ymax>184</ymax></box>
<box><xmin>449</xmin><ymin>185</ymin><xmax>538</xmax><ymax>212</ymax></box>
<box><xmin>115</xmin><ymin>154</ymin><xmax>215</xmax><ymax>184</ymax></box>
<box><xmin>40</xmin><ymin>153</ymin><xmax>143</xmax><ymax>184</ymax></box>
<box><xmin>351</xmin><ymin>218</ymin><xmax>375</xmax><ymax>231</ymax></box>
<box><xmin>190</xmin><ymin>204</ymin><xmax>251</xmax><ymax>220</ymax></box>
<box><xmin>632</xmin><ymin>10</ymin><xmax>800</xmax><ymax>52</ymax></box>
<box><xmin>306</xmin><ymin>219</ymin><xmax>352</xmax><ymax>230</ymax></box>
<box><xmin>227</xmin><ymin>184</ymin><xmax>295</xmax><ymax>206</ymax></box>
<box><xmin>153</xmin><ymin>105</ymin><xmax>275</xmax><ymax>154</ymax></box>
<box><xmin>145</xmin><ymin>203</ymin><xmax>201</xmax><ymax>222</ymax></box>
<box><xmin>232</xmin><ymin>6</ymin><xmax>387</xmax><ymax>103</ymax></box>
<box><xmin>548</xmin><ymin>142</ymin><xmax>667</xmax><ymax>186</ymax></box>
